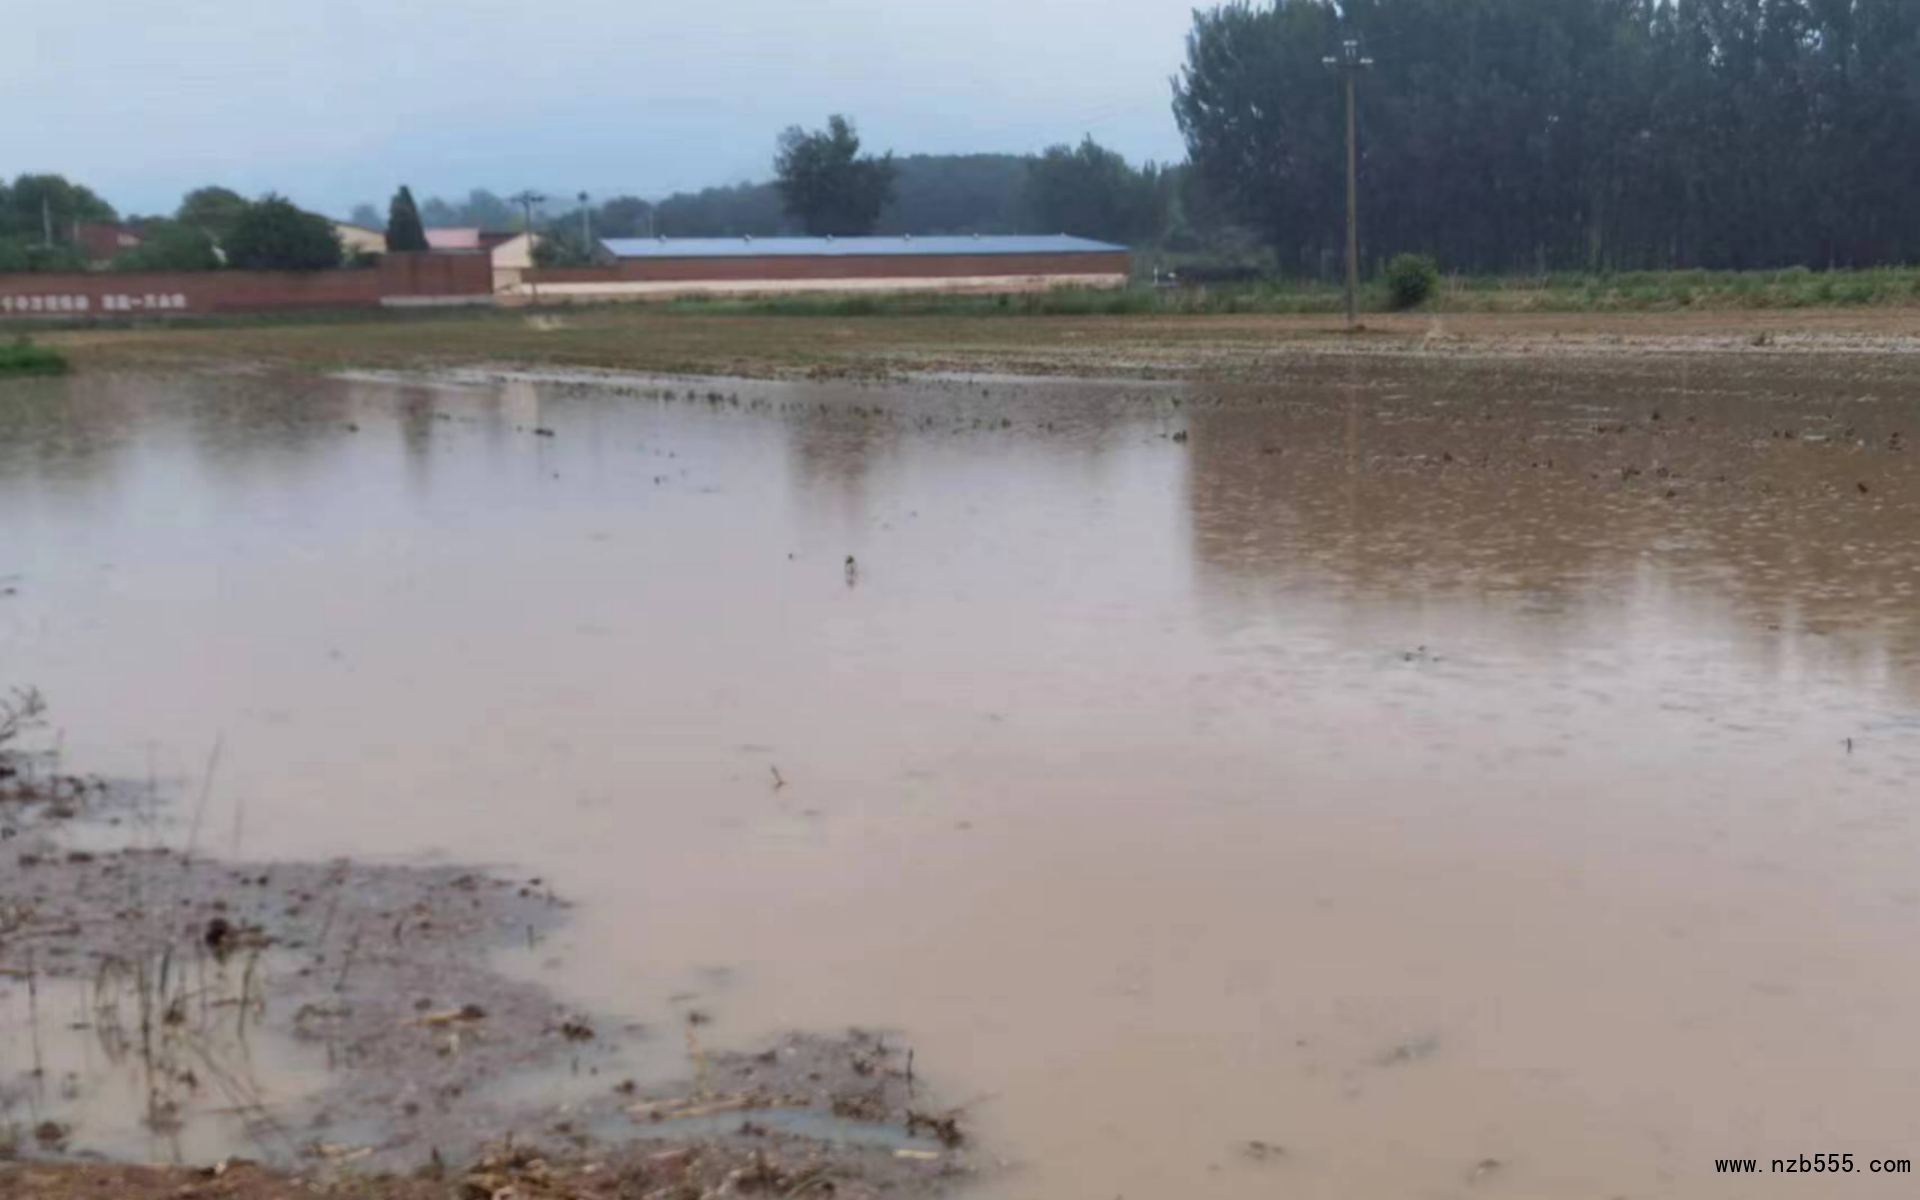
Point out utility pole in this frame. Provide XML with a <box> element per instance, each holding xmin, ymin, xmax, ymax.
<box><xmin>511</xmin><ymin>190</ymin><xmax>546</xmax><ymax>304</ymax></box>
<box><xmin>511</xmin><ymin>190</ymin><xmax>546</xmax><ymax>236</ymax></box>
<box><xmin>1323</xmin><ymin>37</ymin><xmax>1373</xmax><ymax>331</ymax></box>
<box><xmin>578</xmin><ymin>191</ymin><xmax>591</xmax><ymax>251</ymax></box>
<box><xmin>41</xmin><ymin>195</ymin><xmax>52</xmax><ymax>248</ymax></box>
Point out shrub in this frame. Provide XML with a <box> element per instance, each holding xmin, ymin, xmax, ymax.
<box><xmin>531</xmin><ymin>230</ymin><xmax>599</xmax><ymax>268</ymax></box>
<box><xmin>1385</xmin><ymin>253</ymin><xmax>1440</xmax><ymax>310</ymax></box>
<box><xmin>0</xmin><ymin>340</ymin><xmax>67</xmax><ymax>376</ymax></box>
<box><xmin>113</xmin><ymin>222</ymin><xmax>219</xmax><ymax>272</ymax></box>
<box><xmin>0</xmin><ymin>237</ymin><xmax>87</xmax><ymax>273</ymax></box>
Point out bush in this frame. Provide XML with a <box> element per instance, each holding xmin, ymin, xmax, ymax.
<box><xmin>1384</xmin><ymin>253</ymin><xmax>1440</xmax><ymax>310</ymax></box>
<box><xmin>0</xmin><ymin>237</ymin><xmax>87</xmax><ymax>273</ymax></box>
<box><xmin>113</xmin><ymin>222</ymin><xmax>219</xmax><ymax>272</ymax></box>
<box><xmin>531</xmin><ymin>230</ymin><xmax>600</xmax><ymax>268</ymax></box>
<box><xmin>0</xmin><ymin>339</ymin><xmax>68</xmax><ymax>376</ymax></box>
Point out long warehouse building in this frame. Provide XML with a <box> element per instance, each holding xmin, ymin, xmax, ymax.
<box><xmin>511</xmin><ymin>234</ymin><xmax>1130</xmax><ymax>301</ymax></box>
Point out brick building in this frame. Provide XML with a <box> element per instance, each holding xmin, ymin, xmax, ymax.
<box><xmin>515</xmin><ymin>234</ymin><xmax>1129</xmax><ymax>302</ymax></box>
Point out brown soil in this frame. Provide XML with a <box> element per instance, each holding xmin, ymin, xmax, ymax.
<box><xmin>6</xmin><ymin>1138</ymin><xmax>952</xmax><ymax>1200</ymax></box>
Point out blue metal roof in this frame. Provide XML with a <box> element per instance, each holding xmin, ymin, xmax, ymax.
<box><xmin>599</xmin><ymin>234</ymin><xmax>1126</xmax><ymax>259</ymax></box>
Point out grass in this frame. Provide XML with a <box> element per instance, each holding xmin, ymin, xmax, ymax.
<box><xmin>653</xmin><ymin>263</ymin><xmax>1920</xmax><ymax>319</ymax></box>
<box><xmin>0</xmin><ymin>337</ymin><xmax>68</xmax><ymax>375</ymax></box>
<box><xmin>1436</xmin><ymin>263</ymin><xmax>1920</xmax><ymax>311</ymax></box>
<box><xmin>663</xmin><ymin>279</ymin><xmax>1361</xmax><ymax>318</ymax></box>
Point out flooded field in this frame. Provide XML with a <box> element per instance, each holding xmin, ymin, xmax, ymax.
<box><xmin>6</xmin><ymin>352</ymin><xmax>1920</xmax><ymax>1198</ymax></box>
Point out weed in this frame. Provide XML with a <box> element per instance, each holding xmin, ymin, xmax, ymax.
<box><xmin>0</xmin><ymin>339</ymin><xmax>67</xmax><ymax>375</ymax></box>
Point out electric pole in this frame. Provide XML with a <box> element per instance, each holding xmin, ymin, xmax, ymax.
<box><xmin>511</xmin><ymin>190</ymin><xmax>547</xmax><ymax>304</ymax></box>
<box><xmin>511</xmin><ymin>190</ymin><xmax>546</xmax><ymax>235</ymax></box>
<box><xmin>578</xmin><ymin>191</ymin><xmax>591</xmax><ymax>251</ymax></box>
<box><xmin>1323</xmin><ymin>37</ymin><xmax>1373</xmax><ymax>331</ymax></box>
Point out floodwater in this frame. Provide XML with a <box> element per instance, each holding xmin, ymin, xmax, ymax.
<box><xmin>5</xmin><ymin>354</ymin><xmax>1920</xmax><ymax>1197</ymax></box>
<box><xmin>0</xmin><ymin>959</ymin><xmax>335</xmax><ymax>1166</ymax></box>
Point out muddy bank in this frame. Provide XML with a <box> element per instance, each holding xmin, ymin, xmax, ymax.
<box><xmin>7</xmin><ymin>1133</ymin><xmax>960</xmax><ymax>1200</ymax></box>
<box><xmin>0</xmin><ymin>786</ymin><xmax>974</xmax><ymax>1197</ymax></box>
<box><xmin>36</xmin><ymin>306</ymin><xmax>1920</xmax><ymax>385</ymax></box>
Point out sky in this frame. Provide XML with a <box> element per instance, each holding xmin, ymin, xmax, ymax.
<box><xmin>8</xmin><ymin>0</ymin><xmax>1198</xmax><ymax>220</ymax></box>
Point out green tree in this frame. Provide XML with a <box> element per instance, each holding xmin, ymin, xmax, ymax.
<box><xmin>774</xmin><ymin>115</ymin><xmax>897</xmax><ymax>236</ymax></box>
<box><xmin>429</xmin><ymin>155</ymin><xmax>1043</xmax><ymax>241</ymax></box>
<box><xmin>385</xmin><ymin>185</ymin><xmax>430</xmax><ymax>252</ymax></box>
<box><xmin>0</xmin><ymin>175</ymin><xmax>116</xmax><ymax>244</ymax></box>
<box><xmin>1026</xmin><ymin>137</ymin><xmax>1162</xmax><ymax>244</ymax></box>
<box><xmin>175</xmin><ymin>186</ymin><xmax>250</xmax><ymax>244</ymax></box>
<box><xmin>222</xmin><ymin>196</ymin><xmax>343</xmax><ymax>270</ymax></box>
<box><xmin>1173</xmin><ymin>1</ymin><xmax>1344</xmax><ymax>271</ymax></box>
<box><xmin>418</xmin><ymin>188</ymin><xmax>516</xmax><ymax>230</ymax></box>
<box><xmin>1174</xmin><ymin>0</ymin><xmax>1920</xmax><ymax>273</ymax></box>
<box><xmin>113</xmin><ymin>221</ymin><xmax>220</xmax><ymax>272</ymax></box>
<box><xmin>654</xmin><ymin>182</ymin><xmax>795</xmax><ymax>237</ymax></box>
<box><xmin>875</xmin><ymin>154</ymin><xmax>1033</xmax><ymax>234</ymax></box>
<box><xmin>348</xmin><ymin>202</ymin><xmax>382</xmax><ymax>229</ymax></box>
<box><xmin>595</xmin><ymin>195</ymin><xmax>655</xmax><ymax>238</ymax></box>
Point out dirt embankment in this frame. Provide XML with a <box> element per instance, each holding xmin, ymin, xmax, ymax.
<box><xmin>34</xmin><ymin>305</ymin><xmax>1920</xmax><ymax>384</ymax></box>
<box><xmin>0</xmin><ymin>762</ymin><xmax>975</xmax><ymax>1198</ymax></box>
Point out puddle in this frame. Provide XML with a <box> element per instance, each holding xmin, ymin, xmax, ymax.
<box><xmin>0</xmin><ymin>954</ymin><xmax>330</xmax><ymax>1164</ymax></box>
<box><xmin>6</xmin><ymin>358</ymin><xmax>1920</xmax><ymax>1197</ymax></box>
<box><xmin>624</xmin><ymin>1107</ymin><xmax>939</xmax><ymax>1150</ymax></box>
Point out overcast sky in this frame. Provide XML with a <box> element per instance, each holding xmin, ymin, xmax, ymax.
<box><xmin>9</xmin><ymin>0</ymin><xmax>1197</xmax><ymax>219</ymax></box>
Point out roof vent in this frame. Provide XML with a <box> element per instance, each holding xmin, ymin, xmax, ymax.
<box><xmin>657</xmin><ymin>234</ymin><xmax>666</xmax><ymax>243</ymax></box>
<box><xmin>972</xmin><ymin>232</ymin><xmax>981</xmax><ymax>239</ymax></box>
<box><xmin>743</xmin><ymin>234</ymin><xmax>753</xmax><ymax>243</ymax></box>
<box><xmin>903</xmin><ymin>233</ymin><xmax>913</xmax><ymax>241</ymax></box>
<box><xmin>825</xmin><ymin>234</ymin><xmax>834</xmax><ymax>242</ymax></box>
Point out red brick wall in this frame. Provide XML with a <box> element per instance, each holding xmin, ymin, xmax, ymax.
<box><xmin>378</xmin><ymin>252</ymin><xmax>493</xmax><ymax>297</ymax></box>
<box><xmin>530</xmin><ymin>251</ymin><xmax>1131</xmax><ymax>285</ymax></box>
<box><xmin>0</xmin><ymin>271</ymin><xmax>380</xmax><ymax>316</ymax></box>
<box><xmin>0</xmin><ymin>253</ymin><xmax>491</xmax><ymax>317</ymax></box>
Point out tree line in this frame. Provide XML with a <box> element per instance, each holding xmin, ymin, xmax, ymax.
<box><xmin>1175</xmin><ymin>0</ymin><xmax>1920</xmax><ymax>273</ymax></box>
<box><xmin>0</xmin><ymin>178</ymin><xmax>354</xmax><ymax>272</ymax></box>
<box><xmin>345</xmin><ymin>131</ymin><xmax>1179</xmax><ymax>251</ymax></box>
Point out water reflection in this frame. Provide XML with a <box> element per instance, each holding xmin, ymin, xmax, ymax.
<box><xmin>1182</xmin><ymin>354</ymin><xmax>1920</xmax><ymax>702</ymax></box>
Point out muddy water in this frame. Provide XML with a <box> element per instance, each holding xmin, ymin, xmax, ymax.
<box><xmin>0</xmin><ymin>964</ymin><xmax>333</xmax><ymax>1166</ymax></box>
<box><xmin>6</xmin><ymin>357</ymin><xmax>1920</xmax><ymax>1197</ymax></box>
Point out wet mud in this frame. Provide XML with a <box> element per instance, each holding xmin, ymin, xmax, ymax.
<box><xmin>0</xmin><ymin>788</ymin><xmax>974</xmax><ymax>1197</ymax></box>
